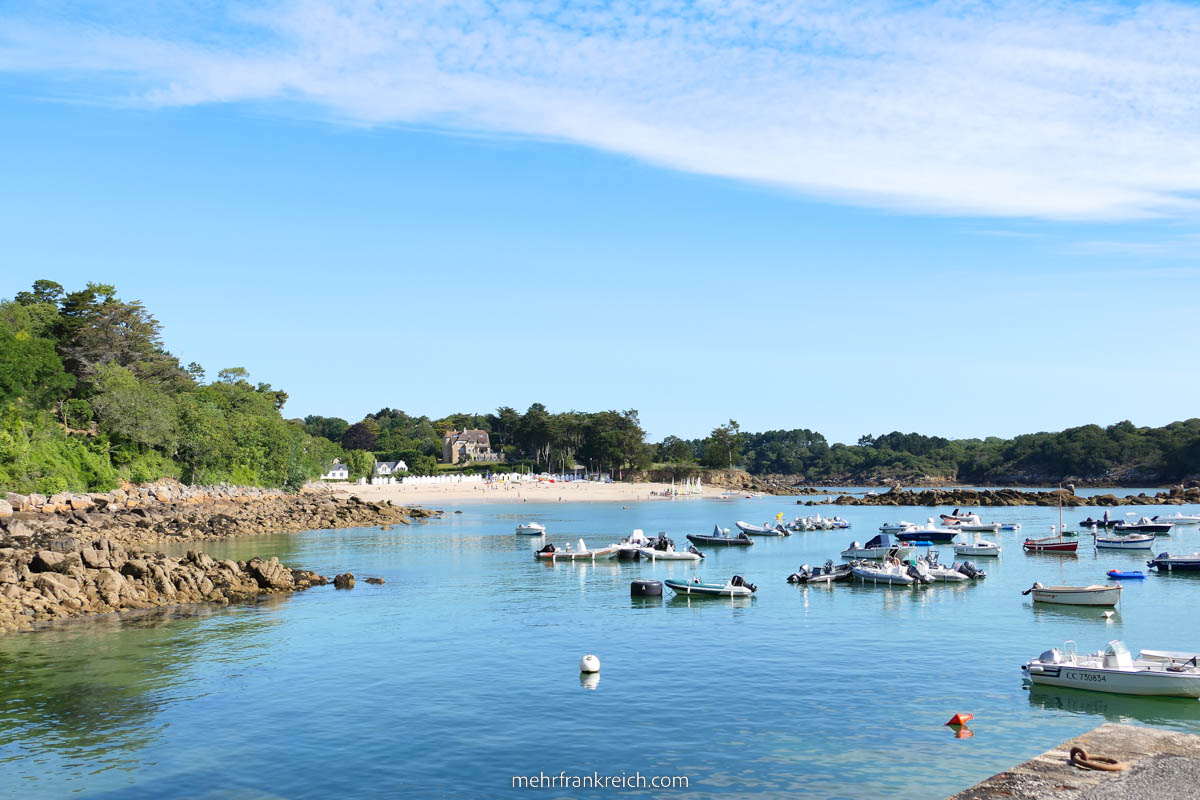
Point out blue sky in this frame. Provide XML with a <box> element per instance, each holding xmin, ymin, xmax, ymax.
<box><xmin>2</xmin><ymin>1</ymin><xmax>1199</xmax><ymax>443</ymax></box>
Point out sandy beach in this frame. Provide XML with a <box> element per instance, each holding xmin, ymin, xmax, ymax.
<box><xmin>334</xmin><ymin>479</ymin><xmax>732</xmax><ymax>506</ymax></box>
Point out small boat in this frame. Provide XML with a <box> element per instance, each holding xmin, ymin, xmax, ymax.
<box><xmin>515</xmin><ymin>522</ymin><xmax>546</xmax><ymax>535</ymax></box>
<box><xmin>639</xmin><ymin>533</ymin><xmax>704</xmax><ymax>561</ymax></box>
<box><xmin>1094</xmin><ymin>532</ymin><xmax>1155</xmax><ymax>550</ymax></box>
<box><xmin>1115</xmin><ymin>516</ymin><xmax>1173</xmax><ymax>535</ymax></box>
<box><xmin>687</xmin><ymin>525</ymin><xmax>754</xmax><ymax>547</ymax></box>
<box><xmin>939</xmin><ymin>508</ymin><xmax>974</xmax><ymax>524</ymax></box>
<box><xmin>895</xmin><ymin>518</ymin><xmax>959</xmax><ymax>544</ymax></box>
<box><xmin>1153</xmin><ymin>512</ymin><xmax>1200</xmax><ymax>526</ymax></box>
<box><xmin>534</xmin><ymin>539</ymin><xmax>619</xmax><ymax>562</ymax></box>
<box><xmin>954</xmin><ymin>532</ymin><xmax>1001</xmax><ymax>557</ymax></box>
<box><xmin>1147</xmin><ymin>552</ymin><xmax>1200</xmax><ymax>572</ymax></box>
<box><xmin>664</xmin><ymin>575</ymin><xmax>756</xmax><ymax>597</ymax></box>
<box><xmin>1079</xmin><ymin>511</ymin><xmax>1121</xmax><ymax>529</ymax></box>
<box><xmin>918</xmin><ymin>552</ymin><xmax>969</xmax><ymax>582</ymax></box>
<box><xmin>1107</xmin><ymin>570</ymin><xmax>1145</xmax><ymax>579</ymax></box>
<box><xmin>736</xmin><ymin>520</ymin><xmax>790</xmax><ymax>536</ymax></box>
<box><xmin>879</xmin><ymin>521</ymin><xmax>917</xmax><ymax>533</ymax></box>
<box><xmin>1024</xmin><ymin>525</ymin><xmax>1079</xmax><ymax>553</ymax></box>
<box><xmin>616</xmin><ymin>528</ymin><xmax>652</xmax><ymax>559</ymax></box>
<box><xmin>1022</xmin><ymin>640</ymin><xmax>1200</xmax><ymax>697</ymax></box>
<box><xmin>851</xmin><ymin>555</ymin><xmax>924</xmax><ymax>585</ymax></box>
<box><xmin>999</xmin><ymin>522</ymin><xmax>1022</xmax><ymax>532</ymax></box>
<box><xmin>951</xmin><ymin>514</ymin><xmax>1001</xmax><ymax>533</ymax></box>
<box><xmin>841</xmin><ymin>534</ymin><xmax>915</xmax><ymax>560</ymax></box>
<box><xmin>1021</xmin><ymin>582</ymin><xmax>1121</xmax><ymax>606</ymax></box>
<box><xmin>787</xmin><ymin>561</ymin><xmax>853</xmax><ymax>584</ymax></box>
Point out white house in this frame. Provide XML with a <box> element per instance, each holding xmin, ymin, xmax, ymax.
<box><xmin>320</xmin><ymin>461</ymin><xmax>350</xmax><ymax>481</ymax></box>
<box><xmin>371</xmin><ymin>460</ymin><xmax>409</xmax><ymax>485</ymax></box>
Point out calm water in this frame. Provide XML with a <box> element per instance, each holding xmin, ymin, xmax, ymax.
<box><xmin>3</xmin><ymin>497</ymin><xmax>1200</xmax><ymax>799</ymax></box>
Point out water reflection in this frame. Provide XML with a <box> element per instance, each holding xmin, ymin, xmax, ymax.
<box><xmin>1027</xmin><ymin>685</ymin><xmax>1200</xmax><ymax>728</ymax></box>
<box><xmin>579</xmin><ymin>673</ymin><xmax>600</xmax><ymax>691</ymax></box>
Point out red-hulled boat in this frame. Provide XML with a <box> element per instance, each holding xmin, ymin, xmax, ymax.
<box><xmin>1023</xmin><ymin>536</ymin><xmax>1078</xmax><ymax>553</ymax></box>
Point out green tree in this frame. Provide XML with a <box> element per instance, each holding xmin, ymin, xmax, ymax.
<box><xmin>343</xmin><ymin>449</ymin><xmax>375</xmax><ymax>480</ymax></box>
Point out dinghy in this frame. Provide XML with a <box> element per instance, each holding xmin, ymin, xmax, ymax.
<box><xmin>534</xmin><ymin>539</ymin><xmax>619</xmax><ymax>562</ymax></box>
<box><xmin>515</xmin><ymin>522</ymin><xmax>546</xmax><ymax>535</ymax></box>
<box><xmin>787</xmin><ymin>561</ymin><xmax>853</xmax><ymax>584</ymax></box>
<box><xmin>735</xmin><ymin>520</ymin><xmax>790</xmax><ymax>536</ymax></box>
<box><xmin>1107</xmin><ymin>570</ymin><xmax>1145</xmax><ymax>579</ymax></box>
<box><xmin>1021</xmin><ymin>582</ymin><xmax>1121</xmax><ymax>606</ymax></box>
<box><xmin>879</xmin><ymin>521</ymin><xmax>917</xmax><ymax>533</ymax></box>
<box><xmin>999</xmin><ymin>522</ymin><xmax>1022</xmax><ymax>532</ymax></box>
<box><xmin>851</xmin><ymin>556</ymin><xmax>924</xmax><ymax>585</ymax></box>
<box><xmin>616</xmin><ymin>529</ymin><xmax>652</xmax><ymax>559</ymax></box>
<box><xmin>1022</xmin><ymin>641</ymin><xmax>1200</xmax><ymax>697</ymax></box>
<box><xmin>918</xmin><ymin>552</ymin><xmax>968</xmax><ymax>582</ymax></box>
<box><xmin>664</xmin><ymin>575</ymin><xmax>756</xmax><ymax>597</ymax></box>
<box><xmin>1093</xmin><ymin>532</ymin><xmax>1155</xmax><ymax>550</ymax></box>
<box><xmin>687</xmin><ymin>525</ymin><xmax>754</xmax><ymax>547</ymax></box>
<box><xmin>950</xmin><ymin>514</ymin><xmax>1001</xmax><ymax>533</ymax></box>
<box><xmin>639</xmin><ymin>534</ymin><xmax>704</xmax><ymax>561</ymax></box>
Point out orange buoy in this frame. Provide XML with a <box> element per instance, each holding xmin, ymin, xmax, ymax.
<box><xmin>945</xmin><ymin>713</ymin><xmax>974</xmax><ymax>726</ymax></box>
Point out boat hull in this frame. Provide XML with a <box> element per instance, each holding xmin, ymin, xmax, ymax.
<box><xmin>896</xmin><ymin>531</ymin><xmax>957</xmax><ymax>544</ymax></box>
<box><xmin>1024</xmin><ymin>665</ymin><xmax>1200</xmax><ymax>697</ymax></box>
<box><xmin>639</xmin><ymin>548</ymin><xmax>701</xmax><ymax>561</ymax></box>
<box><xmin>841</xmin><ymin>547</ymin><xmax>915</xmax><ymax>560</ymax></box>
<box><xmin>535</xmin><ymin>548</ymin><xmax>618</xmax><ymax>562</ymax></box>
<box><xmin>686</xmin><ymin>534</ymin><xmax>753</xmax><ymax>547</ymax></box>
<box><xmin>663</xmin><ymin>579</ymin><xmax>753</xmax><ymax>597</ymax></box>
<box><xmin>1024</xmin><ymin>539</ymin><xmax>1079</xmax><ymax>553</ymax></box>
<box><xmin>1031</xmin><ymin>587</ymin><xmax>1121</xmax><ymax>606</ymax></box>
<box><xmin>1095</xmin><ymin>536</ymin><xmax>1155</xmax><ymax>550</ymax></box>
<box><xmin>851</xmin><ymin>565</ymin><xmax>914</xmax><ymax>585</ymax></box>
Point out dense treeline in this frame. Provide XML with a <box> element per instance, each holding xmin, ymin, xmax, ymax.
<box><xmin>654</xmin><ymin>420</ymin><xmax>1200</xmax><ymax>484</ymax></box>
<box><xmin>302</xmin><ymin>404</ymin><xmax>653</xmax><ymax>476</ymax></box>
<box><xmin>0</xmin><ymin>280</ymin><xmax>341</xmax><ymax>493</ymax></box>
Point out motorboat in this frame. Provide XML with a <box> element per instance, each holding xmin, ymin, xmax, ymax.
<box><xmin>787</xmin><ymin>561</ymin><xmax>853</xmax><ymax>584</ymax></box>
<box><xmin>939</xmin><ymin>508</ymin><xmax>974</xmax><ymax>524</ymax></box>
<box><xmin>1115</xmin><ymin>516</ymin><xmax>1173</xmax><ymax>535</ymax></box>
<box><xmin>616</xmin><ymin>529</ymin><xmax>652</xmax><ymax>559</ymax></box>
<box><xmin>918</xmin><ymin>552</ymin><xmax>969</xmax><ymax>582</ymax></box>
<box><xmin>1153</xmin><ymin>512</ymin><xmax>1200</xmax><ymax>526</ymax></box>
<box><xmin>895</xmin><ymin>518</ymin><xmax>959</xmax><ymax>544</ymax></box>
<box><xmin>664</xmin><ymin>575</ymin><xmax>757</xmax><ymax>597</ymax></box>
<box><xmin>534</xmin><ymin>539</ymin><xmax>619</xmax><ymax>562</ymax></box>
<box><xmin>515</xmin><ymin>522</ymin><xmax>546</xmax><ymax>535</ymax></box>
<box><xmin>686</xmin><ymin>525</ymin><xmax>754</xmax><ymax>547</ymax></box>
<box><xmin>1022</xmin><ymin>641</ymin><xmax>1200</xmax><ymax>697</ymax></box>
<box><xmin>1024</xmin><ymin>525</ymin><xmax>1079</xmax><ymax>553</ymax></box>
<box><xmin>879</xmin><ymin>521</ymin><xmax>917</xmax><ymax>534</ymax></box>
<box><xmin>736</xmin><ymin>520</ymin><xmax>790</xmax><ymax>536</ymax></box>
<box><xmin>1080</xmin><ymin>511</ymin><xmax>1120</xmax><ymax>529</ymax></box>
<box><xmin>841</xmin><ymin>535</ymin><xmax>915</xmax><ymax>560</ymax></box>
<box><xmin>1147</xmin><ymin>552</ymin><xmax>1200</xmax><ymax>572</ymax></box>
<box><xmin>953</xmin><ymin>532</ymin><xmax>1001</xmax><ymax>557</ymax></box>
<box><xmin>851</xmin><ymin>556</ymin><xmax>925</xmax><ymax>586</ymax></box>
<box><xmin>950</xmin><ymin>514</ymin><xmax>1001</xmax><ymax>533</ymax></box>
<box><xmin>790</xmin><ymin>514</ymin><xmax>850</xmax><ymax>531</ymax></box>
<box><xmin>639</xmin><ymin>533</ymin><xmax>704</xmax><ymax>561</ymax></box>
<box><xmin>1093</xmin><ymin>532</ymin><xmax>1155</xmax><ymax>550</ymax></box>
<box><xmin>1021</xmin><ymin>582</ymin><xmax>1122</xmax><ymax>606</ymax></box>
<box><xmin>999</xmin><ymin>522</ymin><xmax>1022</xmax><ymax>532</ymax></box>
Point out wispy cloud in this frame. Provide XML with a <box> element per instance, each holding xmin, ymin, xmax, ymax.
<box><xmin>1070</xmin><ymin>234</ymin><xmax>1200</xmax><ymax>258</ymax></box>
<box><xmin>4</xmin><ymin>1</ymin><xmax>1200</xmax><ymax>220</ymax></box>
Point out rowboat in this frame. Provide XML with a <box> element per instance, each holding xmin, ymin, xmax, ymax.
<box><xmin>1023</xmin><ymin>535</ymin><xmax>1079</xmax><ymax>553</ymax></box>
<box><xmin>534</xmin><ymin>539</ymin><xmax>619</xmax><ymax>562</ymax></box>
<box><xmin>664</xmin><ymin>575</ymin><xmax>756</xmax><ymax>597</ymax></box>
<box><xmin>515</xmin><ymin>522</ymin><xmax>546</xmax><ymax>535</ymax></box>
<box><xmin>686</xmin><ymin>525</ymin><xmax>754</xmax><ymax>547</ymax></box>
<box><xmin>1021</xmin><ymin>582</ymin><xmax>1121</xmax><ymax>606</ymax></box>
<box><xmin>1147</xmin><ymin>552</ymin><xmax>1200</xmax><ymax>572</ymax></box>
<box><xmin>1093</xmin><ymin>533</ymin><xmax>1155</xmax><ymax>550</ymax></box>
<box><xmin>1022</xmin><ymin>641</ymin><xmax>1200</xmax><ymax>697</ymax></box>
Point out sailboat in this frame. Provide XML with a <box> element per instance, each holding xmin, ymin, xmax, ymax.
<box><xmin>1023</xmin><ymin>488</ymin><xmax>1079</xmax><ymax>553</ymax></box>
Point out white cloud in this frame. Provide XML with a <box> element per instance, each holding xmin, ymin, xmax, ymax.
<box><xmin>4</xmin><ymin>0</ymin><xmax>1200</xmax><ymax>219</ymax></box>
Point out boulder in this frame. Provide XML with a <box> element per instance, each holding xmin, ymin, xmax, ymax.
<box><xmin>80</xmin><ymin>548</ymin><xmax>110</xmax><ymax>570</ymax></box>
<box><xmin>68</xmin><ymin>495</ymin><xmax>94</xmax><ymax>511</ymax></box>
<box><xmin>34</xmin><ymin>572</ymin><xmax>81</xmax><ymax>602</ymax></box>
<box><xmin>121</xmin><ymin>559</ymin><xmax>150</xmax><ymax>579</ymax></box>
<box><xmin>365</xmin><ymin>577</ymin><xmax>385</xmax><ymax>585</ymax></box>
<box><xmin>31</xmin><ymin>550</ymin><xmax>78</xmax><ymax>573</ymax></box>
<box><xmin>333</xmin><ymin>572</ymin><xmax>355</xmax><ymax>589</ymax></box>
<box><xmin>246</xmin><ymin>557</ymin><xmax>295</xmax><ymax>590</ymax></box>
<box><xmin>0</xmin><ymin>500</ymin><xmax>11</xmax><ymax>518</ymax></box>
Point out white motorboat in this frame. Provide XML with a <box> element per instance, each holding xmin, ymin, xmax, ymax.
<box><xmin>1153</xmin><ymin>512</ymin><xmax>1200</xmax><ymax>526</ymax></box>
<box><xmin>918</xmin><ymin>553</ymin><xmax>968</xmax><ymax>582</ymax></box>
<box><xmin>894</xmin><ymin>518</ymin><xmax>959</xmax><ymax>544</ymax></box>
<box><xmin>851</xmin><ymin>559</ymin><xmax>915</xmax><ymax>585</ymax></box>
<box><xmin>1093</xmin><ymin>532</ymin><xmax>1155</xmax><ymax>551</ymax></box>
<box><xmin>616</xmin><ymin>529</ymin><xmax>652</xmax><ymax>559</ymax></box>
<box><xmin>952</xmin><ymin>514</ymin><xmax>1001</xmax><ymax>533</ymax></box>
<box><xmin>639</xmin><ymin>539</ymin><xmax>703</xmax><ymax>561</ymax></box>
<box><xmin>735</xmin><ymin>520</ymin><xmax>790</xmax><ymax>536</ymax></box>
<box><xmin>1021</xmin><ymin>582</ymin><xmax>1122</xmax><ymax>606</ymax></box>
<box><xmin>664</xmin><ymin>575</ymin><xmax>756</xmax><ymax>597</ymax></box>
<box><xmin>954</xmin><ymin>532</ymin><xmax>1001</xmax><ymax>557</ymax></box>
<box><xmin>534</xmin><ymin>539</ymin><xmax>619</xmax><ymax>562</ymax></box>
<box><xmin>1023</xmin><ymin>640</ymin><xmax>1200</xmax><ymax>697</ymax></box>
<box><xmin>841</xmin><ymin>535</ymin><xmax>914</xmax><ymax>561</ymax></box>
<box><xmin>879</xmin><ymin>521</ymin><xmax>917</xmax><ymax>533</ymax></box>
<box><xmin>515</xmin><ymin>522</ymin><xmax>546</xmax><ymax>535</ymax></box>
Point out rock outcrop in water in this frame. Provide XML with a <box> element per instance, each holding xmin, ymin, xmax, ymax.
<box><xmin>0</xmin><ymin>536</ymin><xmax>328</xmax><ymax>634</ymax></box>
<box><xmin>802</xmin><ymin>485</ymin><xmax>1200</xmax><ymax>507</ymax></box>
<box><xmin>0</xmin><ymin>482</ymin><xmax>437</xmax><ymax>550</ymax></box>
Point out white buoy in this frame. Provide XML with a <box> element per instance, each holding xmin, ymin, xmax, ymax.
<box><xmin>579</xmin><ymin>654</ymin><xmax>600</xmax><ymax>673</ymax></box>
<box><xmin>1103</xmin><ymin>611</ymin><xmax>1115</xmax><ymax>620</ymax></box>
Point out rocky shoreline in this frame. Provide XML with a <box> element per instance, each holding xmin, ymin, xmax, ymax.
<box><xmin>801</xmin><ymin>485</ymin><xmax>1200</xmax><ymax>507</ymax></box>
<box><xmin>0</xmin><ymin>482</ymin><xmax>438</xmax><ymax>635</ymax></box>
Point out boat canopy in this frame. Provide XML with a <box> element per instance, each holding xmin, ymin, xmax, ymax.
<box><xmin>1104</xmin><ymin>640</ymin><xmax>1133</xmax><ymax>668</ymax></box>
<box><xmin>863</xmin><ymin>534</ymin><xmax>896</xmax><ymax>549</ymax></box>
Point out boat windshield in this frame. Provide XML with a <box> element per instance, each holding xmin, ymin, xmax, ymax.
<box><xmin>1105</xmin><ymin>640</ymin><xmax>1130</xmax><ymax>658</ymax></box>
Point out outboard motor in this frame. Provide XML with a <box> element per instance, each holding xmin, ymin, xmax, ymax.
<box><xmin>787</xmin><ymin>565</ymin><xmax>809</xmax><ymax>584</ymax></box>
<box><xmin>956</xmin><ymin>560</ymin><xmax>986</xmax><ymax>579</ymax></box>
<box><xmin>906</xmin><ymin>564</ymin><xmax>930</xmax><ymax>584</ymax></box>
<box><xmin>538</xmin><ymin>543</ymin><xmax>556</xmax><ymax>554</ymax></box>
<box><xmin>1021</xmin><ymin>581</ymin><xmax>1044</xmax><ymax>596</ymax></box>
<box><xmin>688</xmin><ymin>545</ymin><xmax>705</xmax><ymax>559</ymax></box>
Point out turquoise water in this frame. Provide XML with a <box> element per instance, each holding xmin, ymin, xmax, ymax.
<box><xmin>3</xmin><ymin>497</ymin><xmax>1200</xmax><ymax>799</ymax></box>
